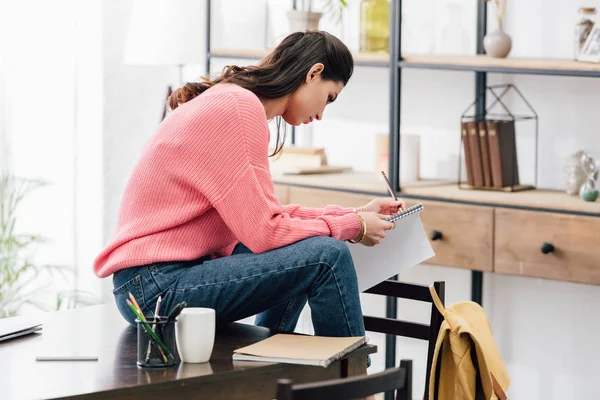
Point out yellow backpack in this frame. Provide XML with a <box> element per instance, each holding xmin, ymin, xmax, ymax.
<box><xmin>428</xmin><ymin>286</ymin><xmax>510</xmax><ymax>400</ymax></box>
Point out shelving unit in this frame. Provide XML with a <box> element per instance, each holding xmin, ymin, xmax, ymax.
<box><xmin>210</xmin><ymin>48</ymin><xmax>390</xmax><ymax>68</ymax></box>
<box><xmin>272</xmin><ymin>172</ymin><xmax>600</xmax><ymax>217</ymax></box>
<box><xmin>211</xmin><ymin>49</ymin><xmax>600</xmax><ymax>77</ymax></box>
<box><xmin>204</xmin><ymin>0</ymin><xmax>600</xmax><ymax>381</ymax></box>
<box><xmin>388</xmin><ymin>0</ymin><xmax>599</xmax><ymax>324</ymax></box>
<box><xmin>400</xmin><ymin>54</ymin><xmax>600</xmax><ymax>77</ymax></box>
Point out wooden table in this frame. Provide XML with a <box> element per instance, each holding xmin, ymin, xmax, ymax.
<box><xmin>1</xmin><ymin>304</ymin><xmax>376</xmax><ymax>400</ymax></box>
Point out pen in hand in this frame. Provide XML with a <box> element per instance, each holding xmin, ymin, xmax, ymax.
<box><xmin>380</xmin><ymin>171</ymin><xmax>398</xmax><ymax>201</ymax></box>
<box><xmin>380</xmin><ymin>171</ymin><xmax>405</xmax><ymax>214</ymax></box>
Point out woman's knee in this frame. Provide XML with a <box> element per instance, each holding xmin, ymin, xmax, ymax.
<box><xmin>301</xmin><ymin>236</ymin><xmax>352</xmax><ymax>263</ymax></box>
<box><xmin>301</xmin><ymin>236</ymin><xmax>357</xmax><ymax>281</ymax></box>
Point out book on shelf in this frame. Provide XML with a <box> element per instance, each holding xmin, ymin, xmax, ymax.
<box><xmin>461</xmin><ymin>122</ymin><xmax>475</xmax><ymax>186</ymax></box>
<box><xmin>268</xmin><ymin>146</ymin><xmax>328</xmax><ymax>169</ymax></box>
<box><xmin>268</xmin><ymin>146</ymin><xmax>352</xmax><ymax>175</ymax></box>
<box><xmin>486</xmin><ymin>120</ymin><xmax>519</xmax><ymax>188</ymax></box>
<box><xmin>478</xmin><ymin>121</ymin><xmax>493</xmax><ymax>187</ymax></box>
<box><xmin>461</xmin><ymin>119</ymin><xmax>520</xmax><ymax>189</ymax></box>
<box><xmin>279</xmin><ymin>166</ymin><xmax>353</xmax><ymax>175</ymax></box>
<box><xmin>466</xmin><ymin>121</ymin><xmax>485</xmax><ymax>187</ymax></box>
<box><xmin>232</xmin><ymin>334</ymin><xmax>368</xmax><ymax>368</ymax></box>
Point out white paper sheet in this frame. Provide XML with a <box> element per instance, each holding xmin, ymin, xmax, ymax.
<box><xmin>347</xmin><ymin>212</ymin><xmax>435</xmax><ymax>292</ymax></box>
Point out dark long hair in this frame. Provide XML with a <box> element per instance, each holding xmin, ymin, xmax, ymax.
<box><xmin>168</xmin><ymin>31</ymin><xmax>354</xmax><ymax>157</ymax></box>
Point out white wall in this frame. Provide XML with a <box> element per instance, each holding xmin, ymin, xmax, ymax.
<box><xmin>0</xmin><ymin>0</ymin><xmax>104</xmax><ymax>311</ymax></box>
<box><xmin>101</xmin><ymin>0</ymin><xmax>207</xmax><ymax>299</ymax></box>
<box><xmin>101</xmin><ymin>1</ymin><xmax>600</xmax><ymax>399</ymax></box>
<box><xmin>102</xmin><ymin>0</ymin><xmax>170</xmax><ymax>299</ymax></box>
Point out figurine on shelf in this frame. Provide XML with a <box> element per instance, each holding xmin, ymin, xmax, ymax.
<box><xmin>564</xmin><ymin>150</ymin><xmax>589</xmax><ymax>195</ymax></box>
<box><xmin>579</xmin><ymin>152</ymin><xmax>599</xmax><ymax>201</ymax></box>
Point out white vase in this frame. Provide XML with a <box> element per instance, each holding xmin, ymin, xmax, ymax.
<box><xmin>287</xmin><ymin>10</ymin><xmax>322</xmax><ymax>33</ymax></box>
<box><xmin>483</xmin><ymin>20</ymin><xmax>512</xmax><ymax>58</ymax></box>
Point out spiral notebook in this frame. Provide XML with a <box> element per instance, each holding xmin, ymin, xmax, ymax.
<box><xmin>384</xmin><ymin>203</ymin><xmax>424</xmax><ymax>223</ymax></box>
<box><xmin>347</xmin><ymin>203</ymin><xmax>434</xmax><ymax>291</ymax></box>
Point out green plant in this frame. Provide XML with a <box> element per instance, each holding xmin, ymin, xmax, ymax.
<box><xmin>323</xmin><ymin>0</ymin><xmax>348</xmax><ymax>23</ymax></box>
<box><xmin>293</xmin><ymin>0</ymin><xmax>349</xmax><ymax>24</ymax></box>
<box><xmin>0</xmin><ymin>173</ymin><xmax>96</xmax><ymax>318</ymax></box>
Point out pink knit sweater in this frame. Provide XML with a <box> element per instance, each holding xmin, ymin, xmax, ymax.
<box><xmin>93</xmin><ymin>84</ymin><xmax>361</xmax><ymax>278</ymax></box>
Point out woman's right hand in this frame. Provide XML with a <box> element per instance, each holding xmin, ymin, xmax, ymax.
<box><xmin>355</xmin><ymin>212</ymin><xmax>395</xmax><ymax>246</ymax></box>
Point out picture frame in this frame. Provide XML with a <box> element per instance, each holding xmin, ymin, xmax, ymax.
<box><xmin>578</xmin><ymin>22</ymin><xmax>600</xmax><ymax>62</ymax></box>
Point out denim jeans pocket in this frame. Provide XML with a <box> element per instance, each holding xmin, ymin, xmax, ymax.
<box><xmin>147</xmin><ymin>262</ymin><xmax>189</xmax><ymax>293</ymax></box>
<box><xmin>113</xmin><ymin>274</ymin><xmax>148</xmax><ymax>325</ymax></box>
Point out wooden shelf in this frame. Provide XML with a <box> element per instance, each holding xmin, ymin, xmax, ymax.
<box><xmin>273</xmin><ymin>171</ymin><xmax>387</xmax><ymax>194</ymax></box>
<box><xmin>272</xmin><ymin>172</ymin><xmax>600</xmax><ymax>216</ymax></box>
<box><xmin>209</xmin><ymin>48</ymin><xmax>389</xmax><ymax>67</ymax></box>
<box><xmin>273</xmin><ymin>171</ymin><xmax>449</xmax><ymax>196</ymax></box>
<box><xmin>400</xmin><ymin>54</ymin><xmax>600</xmax><ymax>77</ymax></box>
<box><xmin>401</xmin><ymin>183</ymin><xmax>600</xmax><ymax>216</ymax></box>
<box><xmin>211</xmin><ymin>50</ymin><xmax>600</xmax><ymax>76</ymax></box>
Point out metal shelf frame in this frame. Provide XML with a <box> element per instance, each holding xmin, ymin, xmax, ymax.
<box><xmin>204</xmin><ymin>0</ymin><xmax>600</xmax><ymax>383</ymax></box>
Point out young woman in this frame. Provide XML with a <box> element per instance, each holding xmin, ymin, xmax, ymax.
<box><xmin>94</xmin><ymin>31</ymin><xmax>404</xmax><ymax>340</ymax></box>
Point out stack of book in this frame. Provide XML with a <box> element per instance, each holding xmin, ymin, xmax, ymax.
<box><xmin>268</xmin><ymin>146</ymin><xmax>352</xmax><ymax>175</ymax></box>
<box><xmin>460</xmin><ymin>120</ymin><xmax>520</xmax><ymax>190</ymax></box>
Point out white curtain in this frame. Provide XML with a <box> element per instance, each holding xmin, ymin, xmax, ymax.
<box><xmin>0</xmin><ymin>0</ymin><xmax>104</xmax><ymax>312</ymax></box>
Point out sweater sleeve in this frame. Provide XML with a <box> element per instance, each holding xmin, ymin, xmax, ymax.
<box><xmin>281</xmin><ymin>204</ymin><xmax>356</xmax><ymax>219</ymax></box>
<box><xmin>214</xmin><ymin>165</ymin><xmax>361</xmax><ymax>253</ymax></box>
<box><xmin>197</xmin><ymin>88</ymin><xmax>361</xmax><ymax>253</ymax></box>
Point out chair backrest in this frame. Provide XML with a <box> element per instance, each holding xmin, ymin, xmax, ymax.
<box><xmin>276</xmin><ymin>360</ymin><xmax>413</xmax><ymax>400</ymax></box>
<box><xmin>363</xmin><ymin>280</ymin><xmax>445</xmax><ymax>400</ymax></box>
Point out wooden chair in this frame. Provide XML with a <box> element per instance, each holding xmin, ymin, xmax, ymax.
<box><xmin>276</xmin><ymin>360</ymin><xmax>413</xmax><ymax>400</ymax></box>
<box><xmin>363</xmin><ymin>280</ymin><xmax>445</xmax><ymax>400</ymax></box>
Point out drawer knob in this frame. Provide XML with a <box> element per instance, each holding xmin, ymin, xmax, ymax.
<box><xmin>541</xmin><ymin>242</ymin><xmax>555</xmax><ymax>254</ymax></box>
<box><xmin>431</xmin><ymin>230</ymin><xmax>443</xmax><ymax>241</ymax></box>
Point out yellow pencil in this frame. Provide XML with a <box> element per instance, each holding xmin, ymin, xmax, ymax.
<box><xmin>126</xmin><ymin>299</ymin><xmax>168</xmax><ymax>363</ymax></box>
<box><xmin>129</xmin><ymin>292</ymin><xmax>145</xmax><ymax>321</ymax></box>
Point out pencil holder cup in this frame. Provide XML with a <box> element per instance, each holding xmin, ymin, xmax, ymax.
<box><xmin>136</xmin><ymin>317</ymin><xmax>178</xmax><ymax>368</ymax></box>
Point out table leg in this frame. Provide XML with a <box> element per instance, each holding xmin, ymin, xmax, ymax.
<box><xmin>343</xmin><ymin>356</ymin><xmax>368</xmax><ymax>378</ymax></box>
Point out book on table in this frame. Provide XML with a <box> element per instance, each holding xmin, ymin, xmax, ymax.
<box><xmin>0</xmin><ymin>316</ymin><xmax>42</xmax><ymax>342</ymax></box>
<box><xmin>232</xmin><ymin>334</ymin><xmax>368</xmax><ymax>367</ymax></box>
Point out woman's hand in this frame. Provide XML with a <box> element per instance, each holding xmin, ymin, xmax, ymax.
<box><xmin>355</xmin><ymin>212</ymin><xmax>395</xmax><ymax>247</ymax></box>
<box><xmin>360</xmin><ymin>197</ymin><xmax>405</xmax><ymax>216</ymax></box>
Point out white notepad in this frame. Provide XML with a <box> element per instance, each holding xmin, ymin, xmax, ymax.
<box><xmin>347</xmin><ymin>203</ymin><xmax>435</xmax><ymax>292</ymax></box>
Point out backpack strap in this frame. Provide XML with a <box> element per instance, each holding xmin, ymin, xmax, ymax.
<box><xmin>491</xmin><ymin>372</ymin><xmax>508</xmax><ymax>400</ymax></box>
<box><xmin>429</xmin><ymin>284</ymin><xmax>446</xmax><ymax>317</ymax></box>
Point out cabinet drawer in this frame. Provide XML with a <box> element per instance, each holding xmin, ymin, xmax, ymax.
<box><xmin>405</xmin><ymin>200</ymin><xmax>494</xmax><ymax>271</ymax></box>
<box><xmin>494</xmin><ymin>209</ymin><xmax>600</xmax><ymax>284</ymax></box>
<box><xmin>273</xmin><ymin>184</ymin><xmax>289</xmax><ymax>204</ymax></box>
<box><xmin>287</xmin><ymin>187</ymin><xmax>371</xmax><ymax>209</ymax></box>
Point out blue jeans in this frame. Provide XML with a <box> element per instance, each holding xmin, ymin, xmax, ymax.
<box><xmin>112</xmin><ymin>236</ymin><xmax>366</xmax><ymax>338</ymax></box>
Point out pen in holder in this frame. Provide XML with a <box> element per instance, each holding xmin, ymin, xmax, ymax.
<box><xmin>136</xmin><ymin>316</ymin><xmax>178</xmax><ymax>368</ymax></box>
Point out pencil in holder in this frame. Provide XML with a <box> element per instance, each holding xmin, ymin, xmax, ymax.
<box><xmin>136</xmin><ymin>317</ymin><xmax>178</xmax><ymax>368</ymax></box>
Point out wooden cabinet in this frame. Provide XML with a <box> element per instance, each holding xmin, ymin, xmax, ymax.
<box><xmin>283</xmin><ymin>187</ymin><xmax>494</xmax><ymax>272</ymax></box>
<box><xmin>273</xmin><ymin>182</ymin><xmax>600</xmax><ymax>285</ymax></box>
<box><xmin>287</xmin><ymin>187</ymin><xmax>371</xmax><ymax>209</ymax></box>
<box><xmin>405</xmin><ymin>200</ymin><xmax>494</xmax><ymax>271</ymax></box>
<box><xmin>494</xmin><ymin>209</ymin><xmax>600</xmax><ymax>284</ymax></box>
<box><xmin>273</xmin><ymin>184</ymin><xmax>289</xmax><ymax>204</ymax></box>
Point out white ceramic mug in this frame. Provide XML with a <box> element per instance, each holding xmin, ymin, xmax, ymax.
<box><xmin>175</xmin><ymin>308</ymin><xmax>215</xmax><ymax>363</ymax></box>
